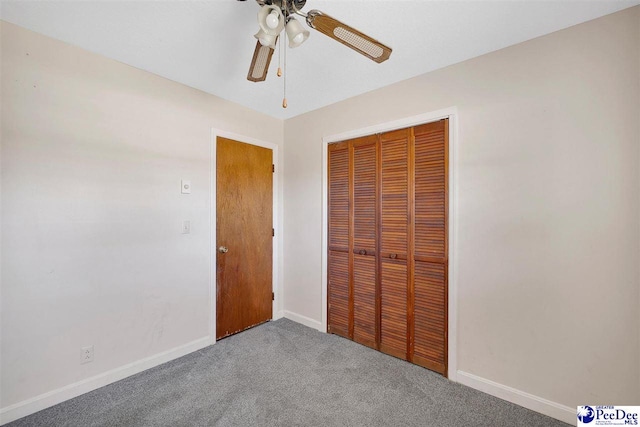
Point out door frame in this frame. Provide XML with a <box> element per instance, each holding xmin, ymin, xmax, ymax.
<box><xmin>320</xmin><ymin>107</ymin><xmax>459</xmax><ymax>381</ymax></box>
<box><xmin>210</xmin><ymin>128</ymin><xmax>282</xmax><ymax>345</ymax></box>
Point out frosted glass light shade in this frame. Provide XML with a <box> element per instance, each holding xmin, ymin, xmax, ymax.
<box><xmin>285</xmin><ymin>18</ymin><xmax>310</xmax><ymax>48</ymax></box>
<box><xmin>254</xmin><ymin>29</ymin><xmax>278</xmax><ymax>49</ymax></box>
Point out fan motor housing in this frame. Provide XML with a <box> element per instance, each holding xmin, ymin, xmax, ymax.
<box><xmin>260</xmin><ymin>0</ymin><xmax>306</xmax><ymax>13</ymax></box>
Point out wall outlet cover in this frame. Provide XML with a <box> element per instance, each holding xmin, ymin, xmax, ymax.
<box><xmin>81</xmin><ymin>345</ymin><xmax>94</xmax><ymax>364</ymax></box>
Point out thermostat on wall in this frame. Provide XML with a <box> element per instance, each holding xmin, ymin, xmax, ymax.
<box><xmin>181</xmin><ymin>180</ymin><xmax>191</xmax><ymax>194</ymax></box>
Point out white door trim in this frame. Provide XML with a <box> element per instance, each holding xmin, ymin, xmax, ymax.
<box><xmin>320</xmin><ymin>107</ymin><xmax>459</xmax><ymax>381</ymax></box>
<box><xmin>210</xmin><ymin>129</ymin><xmax>282</xmax><ymax>345</ymax></box>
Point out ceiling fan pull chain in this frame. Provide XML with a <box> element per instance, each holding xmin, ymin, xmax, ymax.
<box><xmin>282</xmin><ymin>30</ymin><xmax>288</xmax><ymax>109</ymax></box>
<box><xmin>282</xmin><ymin>0</ymin><xmax>288</xmax><ymax>108</ymax></box>
<box><xmin>277</xmin><ymin>33</ymin><xmax>283</xmax><ymax>77</ymax></box>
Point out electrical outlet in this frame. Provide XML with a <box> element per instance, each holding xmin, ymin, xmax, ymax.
<box><xmin>81</xmin><ymin>345</ymin><xmax>94</xmax><ymax>364</ymax></box>
<box><xmin>182</xmin><ymin>220</ymin><xmax>191</xmax><ymax>234</ymax></box>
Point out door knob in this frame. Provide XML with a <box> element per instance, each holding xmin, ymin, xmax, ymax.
<box><xmin>218</xmin><ymin>246</ymin><xmax>229</xmax><ymax>253</ymax></box>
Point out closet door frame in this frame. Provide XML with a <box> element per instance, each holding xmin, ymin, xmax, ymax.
<box><xmin>321</xmin><ymin>107</ymin><xmax>459</xmax><ymax>381</ymax></box>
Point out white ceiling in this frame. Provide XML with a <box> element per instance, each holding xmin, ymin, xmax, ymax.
<box><xmin>1</xmin><ymin>0</ymin><xmax>638</xmax><ymax>119</ymax></box>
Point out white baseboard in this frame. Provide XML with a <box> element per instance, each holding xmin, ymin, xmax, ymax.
<box><xmin>0</xmin><ymin>336</ymin><xmax>211</xmax><ymax>425</ymax></box>
<box><xmin>272</xmin><ymin>310</ymin><xmax>284</xmax><ymax>321</ymax></box>
<box><xmin>283</xmin><ymin>310</ymin><xmax>323</xmax><ymax>332</ymax></box>
<box><xmin>456</xmin><ymin>371</ymin><xmax>575</xmax><ymax>425</ymax></box>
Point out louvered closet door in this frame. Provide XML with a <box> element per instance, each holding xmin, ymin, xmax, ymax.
<box><xmin>327</xmin><ymin>120</ymin><xmax>448</xmax><ymax>376</ymax></box>
<box><xmin>413</xmin><ymin>119</ymin><xmax>448</xmax><ymax>375</ymax></box>
<box><xmin>352</xmin><ymin>136</ymin><xmax>378</xmax><ymax>348</ymax></box>
<box><xmin>379</xmin><ymin>128</ymin><xmax>410</xmax><ymax>360</ymax></box>
<box><xmin>328</xmin><ymin>142</ymin><xmax>350</xmax><ymax>338</ymax></box>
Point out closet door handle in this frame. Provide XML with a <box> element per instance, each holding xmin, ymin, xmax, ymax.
<box><xmin>389</xmin><ymin>253</ymin><xmax>397</xmax><ymax>259</ymax></box>
<box><xmin>353</xmin><ymin>249</ymin><xmax>376</xmax><ymax>256</ymax></box>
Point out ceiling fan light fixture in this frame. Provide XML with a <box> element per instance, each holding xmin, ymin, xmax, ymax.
<box><xmin>285</xmin><ymin>18</ymin><xmax>310</xmax><ymax>48</ymax></box>
<box><xmin>257</xmin><ymin>5</ymin><xmax>285</xmax><ymax>35</ymax></box>
<box><xmin>254</xmin><ymin>29</ymin><xmax>278</xmax><ymax>48</ymax></box>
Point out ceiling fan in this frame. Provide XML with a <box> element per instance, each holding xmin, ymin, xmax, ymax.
<box><xmin>240</xmin><ymin>0</ymin><xmax>392</xmax><ymax>83</ymax></box>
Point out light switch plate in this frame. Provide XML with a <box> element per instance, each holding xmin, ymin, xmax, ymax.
<box><xmin>182</xmin><ymin>221</ymin><xmax>191</xmax><ymax>234</ymax></box>
<box><xmin>181</xmin><ymin>180</ymin><xmax>191</xmax><ymax>194</ymax></box>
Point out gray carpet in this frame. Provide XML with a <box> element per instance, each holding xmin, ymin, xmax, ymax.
<box><xmin>9</xmin><ymin>319</ymin><xmax>569</xmax><ymax>426</ymax></box>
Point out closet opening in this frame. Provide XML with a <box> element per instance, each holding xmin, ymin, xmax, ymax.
<box><xmin>326</xmin><ymin>118</ymin><xmax>449</xmax><ymax>376</ymax></box>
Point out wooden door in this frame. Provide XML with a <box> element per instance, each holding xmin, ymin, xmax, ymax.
<box><xmin>327</xmin><ymin>141</ymin><xmax>350</xmax><ymax>338</ymax></box>
<box><xmin>327</xmin><ymin>136</ymin><xmax>379</xmax><ymax>349</ymax></box>
<box><xmin>216</xmin><ymin>137</ymin><xmax>273</xmax><ymax>340</ymax></box>
<box><xmin>413</xmin><ymin>120</ymin><xmax>448</xmax><ymax>374</ymax></box>
<box><xmin>352</xmin><ymin>136</ymin><xmax>379</xmax><ymax>349</ymax></box>
<box><xmin>379</xmin><ymin>128</ymin><xmax>411</xmax><ymax>360</ymax></box>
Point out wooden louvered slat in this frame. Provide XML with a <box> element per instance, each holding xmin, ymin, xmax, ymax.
<box><xmin>380</xmin><ymin>258</ymin><xmax>407</xmax><ymax>359</ymax></box>
<box><xmin>413</xmin><ymin>261</ymin><xmax>446</xmax><ymax>374</ymax></box>
<box><xmin>328</xmin><ymin>250</ymin><xmax>349</xmax><ymax>338</ymax></box>
<box><xmin>352</xmin><ymin>136</ymin><xmax>378</xmax><ymax>348</ymax></box>
<box><xmin>353</xmin><ymin>254</ymin><xmax>376</xmax><ymax>347</ymax></box>
<box><xmin>328</xmin><ymin>142</ymin><xmax>349</xmax><ymax>251</ymax></box>
<box><xmin>414</xmin><ymin>120</ymin><xmax>446</xmax><ymax>260</ymax></box>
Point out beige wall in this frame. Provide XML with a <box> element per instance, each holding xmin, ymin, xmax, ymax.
<box><xmin>637</xmin><ymin>5</ymin><xmax>640</xmax><ymax>397</ymax></box>
<box><xmin>1</xmin><ymin>21</ymin><xmax>284</xmax><ymax>411</ymax></box>
<box><xmin>283</xmin><ymin>5</ymin><xmax>640</xmax><ymax>413</ymax></box>
<box><xmin>2</xmin><ymin>5</ymin><xmax>639</xmax><ymax>424</ymax></box>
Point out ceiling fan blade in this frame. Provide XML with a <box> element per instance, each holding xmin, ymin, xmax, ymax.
<box><xmin>306</xmin><ymin>10</ymin><xmax>391</xmax><ymax>64</ymax></box>
<box><xmin>247</xmin><ymin>40</ymin><xmax>276</xmax><ymax>82</ymax></box>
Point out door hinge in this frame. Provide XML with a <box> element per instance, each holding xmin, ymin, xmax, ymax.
<box><xmin>272</xmin><ymin>228</ymin><xmax>275</xmax><ymax>237</ymax></box>
<box><xmin>272</xmin><ymin>164</ymin><xmax>275</xmax><ymax>173</ymax></box>
<box><xmin>272</xmin><ymin>292</ymin><xmax>275</xmax><ymax>301</ymax></box>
